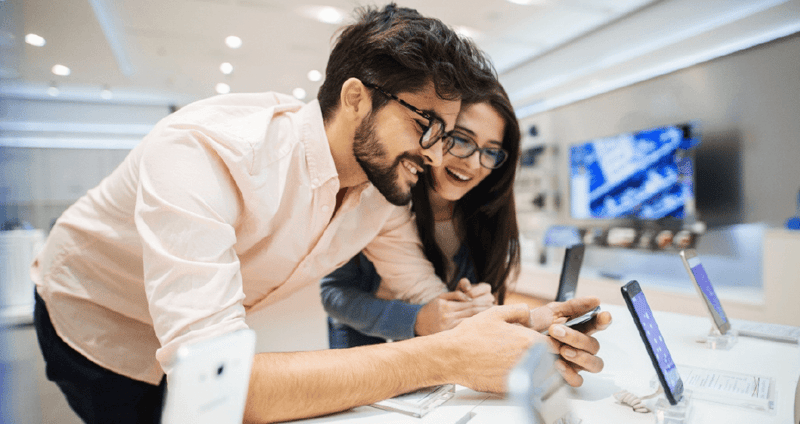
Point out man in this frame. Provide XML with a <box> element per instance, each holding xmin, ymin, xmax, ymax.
<box><xmin>32</xmin><ymin>4</ymin><xmax>609</xmax><ymax>423</ymax></box>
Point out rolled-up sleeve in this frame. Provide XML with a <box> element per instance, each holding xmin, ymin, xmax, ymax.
<box><xmin>364</xmin><ymin>206</ymin><xmax>447</xmax><ymax>305</ymax></box>
<box><xmin>135</xmin><ymin>127</ymin><xmax>249</xmax><ymax>375</ymax></box>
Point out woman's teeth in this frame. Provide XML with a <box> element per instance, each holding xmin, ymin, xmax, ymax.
<box><xmin>447</xmin><ymin>168</ymin><xmax>469</xmax><ymax>181</ymax></box>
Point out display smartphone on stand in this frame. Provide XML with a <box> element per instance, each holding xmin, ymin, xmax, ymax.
<box><xmin>555</xmin><ymin>243</ymin><xmax>585</xmax><ymax>302</ymax></box>
<box><xmin>621</xmin><ymin>280</ymin><xmax>684</xmax><ymax>405</ymax></box>
<box><xmin>161</xmin><ymin>329</ymin><xmax>256</xmax><ymax>424</ymax></box>
<box><xmin>679</xmin><ymin>249</ymin><xmax>800</xmax><ymax>344</ymax></box>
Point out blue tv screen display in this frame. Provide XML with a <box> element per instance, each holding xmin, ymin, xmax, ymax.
<box><xmin>569</xmin><ymin>125</ymin><xmax>699</xmax><ymax>220</ymax></box>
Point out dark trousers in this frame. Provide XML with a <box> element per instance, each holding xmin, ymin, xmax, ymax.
<box><xmin>33</xmin><ymin>291</ymin><xmax>166</xmax><ymax>424</ymax></box>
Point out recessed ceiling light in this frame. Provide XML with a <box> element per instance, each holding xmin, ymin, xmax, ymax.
<box><xmin>454</xmin><ymin>26</ymin><xmax>481</xmax><ymax>40</ymax></box>
<box><xmin>25</xmin><ymin>33</ymin><xmax>46</xmax><ymax>47</ymax></box>
<box><xmin>506</xmin><ymin>0</ymin><xmax>545</xmax><ymax>4</ymax></box>
<box><xmin>292</xmin><ymin>88</ymin><xmax>307</xmax><ymax>100</ymax></box>
<box><xmin>297</xmin><ymin>5</ymin><xmax>346</xmax><ymax>25</ymax></box>
<box><xmin>225</xmin><ymin>36</ymin><xmax>242</xmax><ymax>49</ymax></box>
<box><xmin>51</xmin><ymin>64</ymin><xmax>71</xmax><ymax>76</ymax></box>
<box><xmin>215</xmin><ymin>83</ymin><xmax>231</xmax><ymax>94</ymax></box>
<box><xmin>100</xmin><ymin>86</ymin><xmax>113</xmax><ymax>100</ymax></box>
<box><xmin>47</xmin><ymin>83</ymin><xmax>59</xmax><ymax>97</ymax></box>
<box><xmin>220</xmin><ymin>62</ymin><xmax>233</xmax><ymax>75</ymax></box>
<box><xmin>307</xmin><ymin>70</ymin><xmax>322</xmax><ymax>82</ymax></box>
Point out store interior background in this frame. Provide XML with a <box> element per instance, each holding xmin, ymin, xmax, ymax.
<box><xmin>2</xmin><ymin>0</ymin><xmax>799</xmax><ymax>423</ymax></box>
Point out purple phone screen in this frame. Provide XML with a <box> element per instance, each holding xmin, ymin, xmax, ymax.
<box><xmin>688</xmin><ymin>258</ymin><xmax>728</xmax><ymax>323</ymax></box>
<box><xmin>631</xmin><ymin>291</ymin><xmax>681</xmax><ymax>393</ymax></box>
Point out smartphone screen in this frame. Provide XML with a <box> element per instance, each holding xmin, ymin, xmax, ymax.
<box><xmin>556</xmin><ymin>243</ymin><xmax>585</xmax><ymax>302</ymax></box>
<box><xmin>621</xmin><ymin>281</ymin><xmax>683</xmax><ymax>405</ymax></box>
<box><xmin>680</xmin><ymin>249</ymin><xmax>730</xmax><ymax>334</ymax></box>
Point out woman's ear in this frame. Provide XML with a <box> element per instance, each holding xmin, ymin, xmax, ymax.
<box><xmin>340</xmin><ymin>78</ymin><xmax>372</xmax><ymax>123</ymax></box>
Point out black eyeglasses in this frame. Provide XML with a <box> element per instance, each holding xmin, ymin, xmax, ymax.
<box><xmin>443</xmin><ymin>133</ymin><xmax>508</xmax><ymax>169</ymax></box>
<box><xmin>362</xmin><ymin>82</ymin><xmax>448</xmax><ymax>149</ymax></box>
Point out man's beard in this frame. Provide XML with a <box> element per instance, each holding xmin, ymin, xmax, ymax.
<box><xmin>352</xmin><ymin>113</ymin><xmax>420</xmax><ymax>206</ymax></box>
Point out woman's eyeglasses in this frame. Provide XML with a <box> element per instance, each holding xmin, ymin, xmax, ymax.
<box><xmin>443</xmin><ymin>134</ymin><xmax>508</xmax><ymax>169</ymax></box>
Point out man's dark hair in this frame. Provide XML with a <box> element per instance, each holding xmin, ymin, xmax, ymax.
<box><xmin>317</xmin><ymin>3</ymin><xmax>496</xmax><ymax>123</ymax></box>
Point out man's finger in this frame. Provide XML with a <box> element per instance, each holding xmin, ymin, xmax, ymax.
<box><xmin>548</xmin><ymin>297</ymin><xmax>601</xmax><ymax>319</ymax></box>
<box><xmin>547</xmin><ymin>324</ymin><xmax>601</xmax><ymax>356</ymax></box>
<box><xmin>559</xmin><ymin>344</ymin><xmax>604</xmax><ymax>374</ymax></box>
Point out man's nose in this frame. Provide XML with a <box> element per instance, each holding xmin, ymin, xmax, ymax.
<box><xmin>422</xmin><ymin>140</ymin><xmax>444</xmax><ymax>168</ymax></box>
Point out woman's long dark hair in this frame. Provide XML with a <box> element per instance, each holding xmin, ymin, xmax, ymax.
<box><xmin>411</xmin><ymin>83</ymin><xmax>521</xmax><ymax>304</ymax></box>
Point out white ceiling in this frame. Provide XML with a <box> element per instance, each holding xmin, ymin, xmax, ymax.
<box><xmin>0</xmin><ymin>0</ymin><xmax>657</xmax><ymax>106</ymax></box>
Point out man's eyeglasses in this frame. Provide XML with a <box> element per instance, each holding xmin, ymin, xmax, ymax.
<box><xmin>362</xmin><ymin>82</ymin><xmax>447</xmax><ymax>149</ymax></box>
<box><xmin>443</xmin><ymin>133</ymin><xmax>508</xmax><ymax>169</ymax></box>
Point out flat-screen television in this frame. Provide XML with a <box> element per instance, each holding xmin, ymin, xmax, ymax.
<box><xmin>568</xmin><ymin>124</ymin><xmax>700</xmax><ymax>222</ymax></box>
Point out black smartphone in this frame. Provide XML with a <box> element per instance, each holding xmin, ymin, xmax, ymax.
<box><xmin>555</xmin><ymin>243</ymin><xmax>585</xmax><ymax>302</ymax></box>
<box><xmin>620</xmin><ymin>280</ymin><xmax>684</xmax><ymax>405</ymax></box>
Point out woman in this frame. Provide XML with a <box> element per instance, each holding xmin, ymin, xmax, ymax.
<box><xmin>321</xmin><ymin>82</ymin><xmax>522</xmax><ymax>348</ymax></box>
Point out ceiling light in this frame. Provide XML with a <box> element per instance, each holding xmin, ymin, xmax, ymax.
<box><xmin>225</xmin><ymin>36</ymin><xmax>242</xmax><ymax>49</ymax></box>
<box><xmin>47</xmin><ymin>82</ymin><xmax>59</xmax><ymax>97</ymax></box>
<box><xmin>51</xmin><ymin>64</ymin><xmax>71</xmax><ymax>76</ymax></box>
<box><xmin>454</xmin><ymin>26</ymin><xmax>481</xmax><ymax>40</ymax></box>
<box><xmin>297</xmin><ymin>5</ymin><xmax>346</xmax><ymax>25</ymax></box>
<box><xmin>220</xmin><ymin>62</ymin><xmax>234</xmax><ymax>75</ymax></box>
<box><xmin>25</xmin><ymin>33</ymin><xmax>46</xmax><ymax>47</ymax></box>
<box><xmin>100</xmin><ymin>85</ymin><xmax>113</xmax><ymax>100</ymax></box>
<box><xmin>506</xmin><ymin>0</ymin><xmax>545</xmax><ymax>4</ymax></box>
<box><xmin>215</xmin><ymin>83</ymin><xmax>231</xmax><ymax>94</ymax></box>
<box><xmin>317</xmin><ymin>7</ymin><xmax>343</xmax><ymax>24</ymax></box>
<box><xmin>307</xmin><ymin>70</ymin><xmax>322</xmax><ymax>82</ymax></box>
<box><xmin>292</xmin><ymin>88</ymin><xmax>306</xmax><ymax>100</ymax></box>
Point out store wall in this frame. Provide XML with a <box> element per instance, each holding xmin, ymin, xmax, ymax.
<box><xmin>518</xmin><ymin>32</ymin><xmax>800</xmax><ymax>230</ymax></box>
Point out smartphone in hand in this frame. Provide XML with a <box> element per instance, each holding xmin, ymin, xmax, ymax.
<box><xmin>542</xmin><ymin>306</ymin><xmax>600</xmax><ymax>336</ymax></box>
<box><xmin>621</xmin><ymin>280</ymin><xmax>684</xmax><ymax>405</ymax></box>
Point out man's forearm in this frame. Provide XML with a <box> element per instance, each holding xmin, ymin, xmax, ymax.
<box><xmin>243</xmin><ymin>335</ymin><xmax>454</xmax><ymax>423</ymax></box>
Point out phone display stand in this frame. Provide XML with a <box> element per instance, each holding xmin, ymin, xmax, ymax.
<box><xmin>654</xmin><ymin>390</ymin><xmax>693</xmax><ymax>424</ymax></box>
<box><xmin>648</xmin><ymin>377</ymin><xmax>694</xmax><ymax>424</ymax></box>
<box><xmin>698</xmin><ymin>326</ymin><xmax>737</xmax><ymax>350</ymax></box>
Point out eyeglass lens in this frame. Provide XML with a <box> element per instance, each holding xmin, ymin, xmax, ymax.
<box><xmin>446</xmin><ymin>136</ymin><xmax>507</xmax><ymax>169</ymax></box>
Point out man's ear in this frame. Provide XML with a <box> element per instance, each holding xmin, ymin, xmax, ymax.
<box><xmin>340</xmin><ymin>77</ymin><xmax>372</xmax><ymax>122</ymax></box>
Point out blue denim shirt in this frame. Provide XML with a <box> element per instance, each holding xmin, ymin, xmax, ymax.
<box><xmin>320</xmin><ymin>246</ymin><xmax>476</xmax><ymax>348</ymax></box>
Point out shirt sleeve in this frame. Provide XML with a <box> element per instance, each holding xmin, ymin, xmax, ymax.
<box><xmin>363</xmin><ymin>206</ymin><xmax>448</xmax><ymax>304</ymax></box>
<box><xmin>320</xmin><ymin>253</ymin><xmax>422</xmax><ymax>341</ymax></box>
<box><xmin>134</xmin><ymin>126</ymin><xmax>249</xmax><ymax>376</ymax></box>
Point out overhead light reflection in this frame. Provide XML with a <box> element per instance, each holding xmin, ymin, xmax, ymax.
<box><xmin>47</xmin><ymin>82</ymin><xmax>59</xmax><ymax>97</ymax></box>
<box><xmin>292</xmin><ymin>88</ymin><xmax>306</xmax><ymax>100</ymax></box>
<box><xmin>52</xmin><ymin>64</ymin><xmax>71</xmax><ymax>76</ymax></box>
<box><xmin>307</xmin><ymin>70</ymin><xmax>322</xmax><ymax>82</ymax></box>
<box><xmin>225</xmin><ymin>36</ymin><xmax>242</xmax><ymax>49</ymax></box>
<box><xmin>220</xmin><ymin>62</ymin><xmax>234</xmax><ymax>75</ymax></box>
<box><xmin>25</xmin><ymin>33</ymin><xmax>46</xmax><ymax>47</ymax></box>
<box><xmin>100</xmin><ymin>85</ymin><xmax>113</xmax><ymax>100</ymax></box>
<box><xmin>216</xmin><ymin>83</ymin><xmax>231</xmax><ymax>94</ymax></box>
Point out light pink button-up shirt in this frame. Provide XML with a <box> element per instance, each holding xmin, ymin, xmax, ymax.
<box><xmin>31</xmin><ymin>92</ymin><xmax>446</xmax><ymax>385</ymax></box>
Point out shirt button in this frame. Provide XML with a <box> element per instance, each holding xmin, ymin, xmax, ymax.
<box><xmin>321</xmin><ymin>205</ymin><xmax>330</xmax><ymax>213</ymax></box>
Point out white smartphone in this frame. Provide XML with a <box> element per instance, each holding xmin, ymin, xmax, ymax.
<box><xmin>679</xmin><ymin>249</ymin><xmax>732</xmax><ymax>334</ymax></box>
<box><xmin>161</xmin><ymin>329</ymin><xmax>256</xmax><ymax>424</ymax></box>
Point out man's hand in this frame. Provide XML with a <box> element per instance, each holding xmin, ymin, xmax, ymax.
<box><xmin>414</xmin><ymin>279</ymin><xmax>495</xmax><ymax>336</ymax></box>
<box><xmin>530</xmin><ymin>296</ymin><xmax>612</xmax><ymax>387</ymax></box>
<box><xmin>438</xmin><ymin>304</ymin><xmax>547</xmax><ymax>393</ymax></box>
